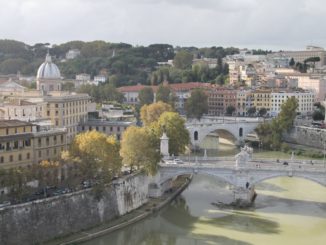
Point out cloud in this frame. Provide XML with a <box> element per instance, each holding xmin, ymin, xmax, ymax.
<box><xmin>0</xmin><ymin>0</ymin><xmax>325</xmax><ymax>50</ymax></box>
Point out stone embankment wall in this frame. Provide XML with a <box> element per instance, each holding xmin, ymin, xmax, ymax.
<box><xmin>0</xmin><ymin>173</ymin><xmax>149</xmax><ymax>245</ymax></box>
<box><xmin>283</xmin><ymin>126</ymin><xmax>326</xmax><ymax>149</ymax></box>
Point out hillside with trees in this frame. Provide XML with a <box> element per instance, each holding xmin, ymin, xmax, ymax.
<box><xmin>0</xmin><ymin>39</ymin><xmax>238</xmax><ymax>87</ymax></box>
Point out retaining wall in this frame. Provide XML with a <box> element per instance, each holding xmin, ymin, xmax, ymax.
<box><xmin>0</xmin><ymin>173</ymin><xmax>149</xmax><ymax>245</ymax></box>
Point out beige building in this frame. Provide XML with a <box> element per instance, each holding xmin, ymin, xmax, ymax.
<box><xmin>251</xmin><ymin>90</ymin><xmax>272</xmax><ymax>114</ymax></box>
<box><xmin>270</xmin><ymin>46</ymin><xmax>326</xmax><ymax>68</ymax></box>
<box><xmin>0</xmin><ymin>120</ymin><xmax>67</xmax><ymax>168</ymax></box>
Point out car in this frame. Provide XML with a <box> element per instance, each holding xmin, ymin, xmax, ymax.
<box><xmin>283</xmin><ymin>161</ymin><xmax>289</xmax><ymax>166</ymax></box>
<box><xmin>165</xmin><ymin>160</ymin><xmax>177</xmax><ymax>165</ymax></box>
<box><xmin>173</xmin><ymin>159</ymin><xmax>183</xmax><ymax>164</ymax></box>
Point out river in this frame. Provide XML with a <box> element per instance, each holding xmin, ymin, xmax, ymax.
<box><xmin>81</xmin><ymin>174</ymin><xmax>326</xmax><ymax>245</ymax></box>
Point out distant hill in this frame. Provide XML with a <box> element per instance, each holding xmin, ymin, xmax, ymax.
<box><xmin>0</xmin><ymin>39</ymin><xmax>239</xmax><ymax>87</ymax></box>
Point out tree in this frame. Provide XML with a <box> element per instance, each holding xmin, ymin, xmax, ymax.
<box><xmin>120</xmin><ymin>126</ymin><xmax>160</xmax><ymax>175</ymax></box>
<box><xmin>138</xmin><ymin>87</ymin><xmax>154</xmax><ymax>106</ymax></box>
<box><xmin>255</xmin><ymin>96</ymin><xmax>298</xmax><ymax>150</ymax></box>
<box><xmin>258</xmin><ymin>107</ymin><xmax>267</xmax><ymax>117</ymax></box>
<box><xmin>247</xmin><ymin>107</ymin><xmax>256</xmax><ymax>116</ymax></box>
<box><xmin>226</xmin><ymin>105</ymin><xmax>236</xmax><ymax>116</ymax></box>
<box><xmin>173</xmin><ymin>50</ymin><xmax>193</xmax><ymax>69</ymax></box>
<box><xmin>140</xmin><ymin>101</ymin><xmax>173</xmax><ymax>126</ymax></box>
<box><xmin>69</xmin><ymin>131</ymin><xmax>121</xmax><ymax>181</ymax></box>
<box><xmin>149</xmin><ymin>112</ymin><xmax>190</xmax><ymax>156</ymax></box>
<box><xmin>278</xmin><ymin>96</ymin><xmax>298</xmax><ymax>130</ymax></box>
<box><xmin>312</xmin><ymin>102</ymin><xmax>325</xmax><ymax>120</ymax></box>
<box><xmin>62</xmin><ymin>81</ymin><xmax>75</xmax><ymax>92</ymax></box>
<box><xmin>156</xmin><ymin>85</ymin><xmax>171</xmax><ymax>103</ymax></box>
<box><xmin>289</xmin><ymin>58</ymin><xmax>295</xmax><ymax>67</ymax></box>
<box><xmin>185</xmin><ymin>89</ymin><xmax>208</xmax><ymax>120</ymax></box>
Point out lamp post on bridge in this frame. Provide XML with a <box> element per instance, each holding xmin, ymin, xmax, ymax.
<box><xmin>323</xmin><ymin>140</ymin><xmax>325</xmax><ymax>168</ymax></box>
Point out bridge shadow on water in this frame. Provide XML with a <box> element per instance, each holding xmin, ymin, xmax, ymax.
<box><xmin>161</xmin><ymin>197</ymin><xmax>280</xmax><ymax>237</ymax></box>
<box><xmin>254</xmin><ymin>194</ymin><xmax>326</xmax><ymax>218</ymax></box>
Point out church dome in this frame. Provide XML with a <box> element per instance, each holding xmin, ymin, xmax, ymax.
<box><xmin>37</xmin><ymin>53</ymin><xmax>61</xmax><ymax>79</ymax></box>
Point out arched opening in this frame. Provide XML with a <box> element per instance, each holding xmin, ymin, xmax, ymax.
<box><xmin>239</xmin><ymin>127</ymin><xmax>243</xmax><ymax>137</ymax></box>
<box><xmin>200</xmin><ymin>129</ymin><xmax>237</xmax><ymax>156</ymax></box>
<box><xmin>194</xmin><ymin>131</ymin><xmax>198</xmax><ymax>141</ymax></box>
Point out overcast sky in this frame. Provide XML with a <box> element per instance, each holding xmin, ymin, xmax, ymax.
<box><xmin>0</xmin><ymin>0</ymin><xmax>325</xmax><ymax>50</ymax></box>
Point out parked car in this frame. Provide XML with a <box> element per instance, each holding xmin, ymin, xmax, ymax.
<box><xmin>166</xmin><ymin>159</ymin><xmax>183</xmax><ymax>164</ymax></box>
<box><xmin>283</xmin><ymin>161</ymin><xmax>289</xmax><ymax>166</ymax></box>
<box><xmin>173</xmin><ymin>159</ymin><xmax>183</xmax><ymax>164</ymax></box>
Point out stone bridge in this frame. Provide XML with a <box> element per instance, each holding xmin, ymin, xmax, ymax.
<box><xmin>150</xmin><ymin>158</ymin><xmax>326</xmax><ymax>205</ymax></box>
<box><xmin>186</xmin><ymin>117</ymin><xmax>264</xmax><ymax>147</ymax></box>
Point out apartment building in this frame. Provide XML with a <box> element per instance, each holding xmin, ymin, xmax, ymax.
<box><xmin>0</xmin><ymin>120</ymin><xmax>67</xmax><ymax>168</ymax></box>
<box><xmin>270</xmin><ymin>91</ymin><xmax>315</xmax><ymax>116</ymax></box>
<box><xmin>78</xmin><ymin>120</ymin><xmax>134</xmax><ymax>141</ymax></box>
<box><xmin>208</xmin><ymin>88</ymin><xmax>237</xmax><ymax>116</ymax></box>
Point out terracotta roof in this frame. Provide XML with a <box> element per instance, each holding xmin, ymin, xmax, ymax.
<box><xmin>118</xmin><ymin>82</ymin><xmax>211</xmax><ymax>93</ymax></box>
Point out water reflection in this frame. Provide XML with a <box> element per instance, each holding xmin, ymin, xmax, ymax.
<box><xmin>82</xmin><ymin>175</ymin><xmax>326</xmax><ymax>245</ymax></box>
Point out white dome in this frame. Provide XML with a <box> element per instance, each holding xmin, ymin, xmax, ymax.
<box><xmin>37</xmin><ymin>53</ymin><xmax>61</xmax><ymax>79</ymax></box>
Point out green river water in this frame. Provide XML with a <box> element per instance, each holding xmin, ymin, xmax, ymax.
<box><xmin>81</xmin><ymin>174</ymin><xmax>326</xmax><ymax>245</ymax></box>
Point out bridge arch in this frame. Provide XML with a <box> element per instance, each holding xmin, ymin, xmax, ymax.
<box><xmin>159</xmin><ymin>169</ymin><xmax>237</xmax><ymax>187</ymax></box>
<box><xmin>249</xmin><ymin>173</ymin><xmax>326</xmax><ymax>187</ymax></box>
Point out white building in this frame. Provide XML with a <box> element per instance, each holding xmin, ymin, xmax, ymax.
<box><xmin>94</xmin><ymin>75</ymin><xmax>107</xmax><ymax>85</ymax></box>
<box><xmin>76</xmin><ymin>73</ymin><xmax>91</xmax><ymax>81</ymax></box>
<box><xmin>66</xmin><ymin>49</ymin><xmax>81</xmax><ymax>60</ymax></box>
<box><xmin>270</xmin><ymin>91</ymin><xmax>315</xmax><ymax>117</ymax></box>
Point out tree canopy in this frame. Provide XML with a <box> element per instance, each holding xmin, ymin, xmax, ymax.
<box><xmin>140</xmin><ymin>101</ymin><xmax>173</xmax><ymax>126</ymax></box>
<box><xmin>173</xmin><ymin>50</ymin><xmax>193</xmax><ymax>69</ymax></box>
<box><xmin>185</xmin><ymin>89</ymin><xmax>208</xmax><ymax>120</ymax></box>
<box><xmin>138</xmin><ymin>87</ymin><xmax>154</xmax><ymax>106</ymax></box>
<box><xmin>255</xmin><ymin>97</ymin><xmax>298</xmax><ymax>150</ymax></box>
<box><xmin>68</xmin><ymin>130</ymin><xmax>122</xmax><ymax>181</ymax></box>
<box><xmin>120</xmin><ymin>126</ymin><xmax>160</xmax><ymax>175</ymax></box>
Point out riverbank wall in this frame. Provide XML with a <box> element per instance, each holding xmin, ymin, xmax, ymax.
<box><xmin>283</xmin><ymin>126</ymin><xmax>326</xmax><ymax>149</ymax></box>
<box><xmin>0</xmin><ymin>173</ymin><xmax>149</xmax><ymax>245</ymax></box>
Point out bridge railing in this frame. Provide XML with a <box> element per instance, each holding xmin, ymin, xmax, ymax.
<box><xmin>177</xmin><ymin>156</ymin><xmax>325</xmax><ymax>165</ymax></box>
<box><xmin>160</xmin><ymin>162</ymin><xmax>326</xmax><ymax>173</ymax></box>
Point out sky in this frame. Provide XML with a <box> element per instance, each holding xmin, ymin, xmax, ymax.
<box><xmin>0</xmin><ymin>0</ymin><xmax>326</xmax><ymax>50</ymax></box>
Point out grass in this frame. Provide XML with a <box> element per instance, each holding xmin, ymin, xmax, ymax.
<box><xmin>253</xmin><ymin>150</ymin><xmax>323</xmax><ymax>160</ymax></box>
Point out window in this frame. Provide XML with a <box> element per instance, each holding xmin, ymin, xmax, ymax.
<box><xmin>27</xmin><ymin>153</ymin><xmax>30</xmax><ymax>159</ymax></box>
<box><xmin>38</xmin><ymin>151</ymin><xmax>42</xmax><ymax>158</ymax></box>
<box><xmin>46</xmin><ymin>137</ymin><xmax>49</xmax><ymax>146</ymax></box>
<box><xmin>18</xmin><ymin>154</ymin><xmax>22</xmax><ymax>161</ymax></box>
<box><xmin>38</xmin><ymin>138</ymin><xmax>42</xmax><ymax>147</ymax></box>
<box><xmin>0</xmin><ymin>156</ymin><xmax>4</xmax><ymax>163</ymax></box>
<box><xmin>10</xmin><ymin>155</ymin><xmax>13</xmax><ymax>162</ymax></box>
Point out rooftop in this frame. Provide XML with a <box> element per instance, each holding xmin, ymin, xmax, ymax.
<box><xmin>0</xmin><ymin>120</ymin><xmax>34</xmax><ymax>128</ymax></box>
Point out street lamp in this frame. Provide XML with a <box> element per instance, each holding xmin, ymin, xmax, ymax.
<box><xmin>323</xmin><ymin>140</ymin><xmax>325</xmax><ymax>168</ymax></box>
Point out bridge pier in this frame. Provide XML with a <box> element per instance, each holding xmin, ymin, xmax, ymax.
<box><xmin>233</xmin><ymin>185</ymin><xmax>256</xmax><ymax>207</ymax></box>
<box><xmin>148</xmin><ymin>172</ymin><xmax>172</xmax><ymax>198</ymax></box>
